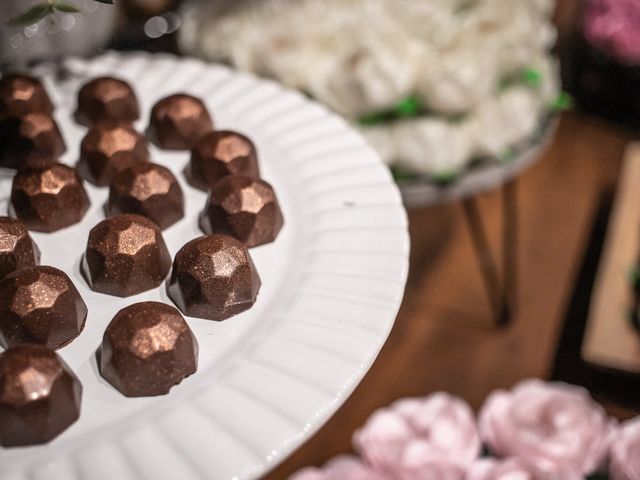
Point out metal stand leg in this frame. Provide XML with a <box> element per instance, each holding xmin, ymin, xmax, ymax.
<box><xmin>461</xmin><ymin>179</ymin><xmax>518</xmax><ymax>328</ymax></box>
<box><xmin>502</xmin><ymin>180</ymin><xmax>518</xmax><ymax>324</ymax></box>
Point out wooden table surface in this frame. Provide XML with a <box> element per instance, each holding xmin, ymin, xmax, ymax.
<box><xmin>264</xmin><ymin>112</ymin><xmax>638</xmax><ymax>479</ymax></box>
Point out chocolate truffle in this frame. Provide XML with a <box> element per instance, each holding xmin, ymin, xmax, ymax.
<box><xmin>0</xmin><ymin>216</ymin><xmax>40</xmax><ymax>280</ymax></box>
<box><xmin>75</xmin><ymin>77</ymin><xmax>140</xmax><ymax>126</ymax></box>
<box><xmin>11</xmin><ymin>163</ymin><xmax>91</xmax><ymax>233</ymax></box>
<box><xmin>199</xmin><ymin>175</ymin><xmax>284</xmax><ymax>248</ymax></box>
<box><xmin>99</xmin><ymin>302</ymin><xmax>198</xmax><ymax>397</ymax></box>
<box><xmin>82</xmin><ymin>214</ymin><xmax>172</xmax><ymax>297</ymax></box>
<box><xmin>0</xmin><ymin>74</ymin><xmax>54</xmax><ymax>119</ymax></box>
<box><xmin>106</xmin><ymin>162</ymin><xmax>184</xmax><ymax>230</ymax></box>
<box><xmin>186</xmin><ymin>130</ymin><xmax>260</xmax><ymax>191</ymax></box>
<box><xmin>147</xmin><ymin>94</ymin><xmax>213</xmax><ymax>150</ymax></box>
<box><xmin>0</xmin><ymin>344</ymin><xmax>82</xmax><ymax>447</ymax></box>
<box><xmin>168</xmin><ymin>235</ymin><xmax>261</xmax><ymax>321</ymax></box>
<box><xmin>77</xmin><ymin>122</ymin><xmax>149</xmax><ymax>186</ymax></box>
<box><xmin>0</xmin><ymin>113</ymin><xmax>66</xmax><ymax>169</ymax></box>
<box><xmin>0</xmin><ymin>266</ymin><xmax>88</xmax><ymax>350</ymax></box>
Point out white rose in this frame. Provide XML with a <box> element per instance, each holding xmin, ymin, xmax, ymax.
<box><xmin>416</xmin><ymin>44</ymin><xmax>498</xmax><ymax>115</ymax></box>
<box><xmin>462</xmin><ymin>1</ymin><xmax>557</xmax><ymax>76</ymax></box>
<box><xmin>394</xmin><ymin>119</ymin><xmax>472</xmax><ymax>177</ymax></box>
<box><xmin>387</xmin><ymin>0</ymin><xmax>459</xmax><ymax>49</ymax></box>
<box><xmin>358</xmin><ymin>125</ymin><xmax>397</xmax><ymax>167</ymax></box>
<box><xmin>308</xmin><ymin>25</ymin><xmax>421</xmax><ymax>117</ymax></box>
<box><xmin>528</xmin><ymin>54</ymin><xmax>561</xmax><ymax>107</ymax></box>
<box><xmin>465</xmin><ymin>86</ymin><xmax>542</xmax><ymax>158</ymax></box>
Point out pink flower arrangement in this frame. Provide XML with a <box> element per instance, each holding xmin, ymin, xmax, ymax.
<box><xmin>478</xmin><ymin>379</ymin><xmax>615</xmax><ymax>479</ymax></box>
<box><xmin>610</xmin><ymin>418</ymin><xmax>640</xmax><ymax>480</ymax></box>
<box><xmin>289</xmin><ymin>456</ymin><xmax>390</xmax><ymax>480</ymax></box>
<box><xmin>353</xmin><ymin>393</ymin><xmax>480</xmax><ymax>480</ymax></box>
<box><xmin>584</xmin><ymin>0</ymin><xmax>640</xmax><ymax>66</ymax></box>
<box><xmin>465</xmin><ymin>459</ymin><xmax>537</xmax><ymax>480</ymax></box>
<box><xmin>290</xmin><ymin>379</ymin><xmax>636</xmax><ymax>480</ymax></box>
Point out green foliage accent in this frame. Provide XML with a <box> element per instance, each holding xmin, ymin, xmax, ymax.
<box><xmin>499</xmin><ymin>147</ymin><xmax>517</xmax><ymax>164</ymax></box>
<box><xmin>551</xmin><ymin>91</ymin><xmax>574</xmax><ymax>112</ymax></box>
<box><xmin>7</xmin><ymin>0</ymin><xmax>112</xmax><ymax>26</ymax></box>
<box><xmin>395</xmin><ymin>96</ymin><xmax>422</xmax><ymax>118</ymax></box>
<box><xmin>7</xmin><ymin>3</ymin><xmax>52</xmax><ymax>26</ymax></box>
<box><xmin>390</xmin><ymin>166</ymin><xmax>418</xmax><ymax>183</ymax></box>
<box><xmin>432</xmin><ymin>171</ymin><xmax>459</xmax><ymax>185</ymax></box>
<box><xmin>53</xmin><ymin>2</ymin><xmax>82</xmax><ymax>12</ymax></box>
<box><xmin>521</xmin><ymin>68</ymin><xmax>542</xmax><ymax>87</ymax></box>
<box><xmin>358</xmin><ymin>95</ymin><xmax>424</xmax><ymax>126</ymax></box>
<box><xmin>359</xmin><ymin>112</ymin><xmax>388</xmax><ymax>127</ymax></box>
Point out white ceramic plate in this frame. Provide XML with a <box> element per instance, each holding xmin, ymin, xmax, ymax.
<box><xmin>0</xmin><ymin>52</ymin><xmax>409</xmax><ymax>480</ymax></box>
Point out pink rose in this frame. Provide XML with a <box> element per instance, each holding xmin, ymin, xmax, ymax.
<box><xmin>353</xmin><ymin>393</ymin><xmax>480</xmax><ymax>480</ymax></box>
<box><xmin>478</xmin><ymin>379</ymin><xmax>614</xmax><ymax>480</ymax></box>
<box><xmin>465</xmin><ymin>459</ymin><xmax>537</xmax><ymax>480</ymax></box>
<box><xmin>288</xmin><ymin>456</ymin><xmax>389</xmax><ymax>480</ymax></box>
<box><xmin>584</xmin><ymin>0</ymin><xmax>640</xmax><ymax>65</ymax></box>
<box><xmin>610</xmin><ymin>417</ymin><xmax>640</xmax><ymax>480</ymax></box>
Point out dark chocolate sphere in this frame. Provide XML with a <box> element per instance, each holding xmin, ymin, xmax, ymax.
<box><xmin>106</xmin><ymin>162</ymin><xmax>185</xmax><ymax>230</ymax></box>
<box><xmin>186</xmin><ymin>130</ymin><xmax>260</xmax><ymax>191</ymax></box>
<box><xmin>0</xmin><ymin>266</ymin><xmax>88</xmax><ymax>350</ymax></box>
<box><xmin>199</xmin><ymin>175</ymin><xmax>284</xmax><ymax>248</ymax></box>
<box><xmin>75</xmin><ymin>76</ymin><xmax>140</xmax><ymax>126</ymax></box>
<box><xmin>10</xmin><ymin>163</ymin><xmax>91</xmax><ymax>233</ymax></box>
<box><xmin>0</xmin><ymin>216</ymin><xmax>40</xmax><ymax>280</ymax></box>
<box><xmin>167</xmin><ymin>235</ymin><xmax>261</xmax><ymax>321</ymax></box>
<box><xmin>0</xmin><ymin>113</ymin><xmax>66</xmax><ymax>169</ymax></box>
<box><xmin>77</xmin><ymin>122</ymin><xmax>149</xmax><ymax>186</ymax></box>
<box><xmin>82</xmin><ymin>214</ymin><xmax>172</xmax><ymax>297</ymax></box>
<box><xmin>147</xmin><ymin>94</ymin><xmax>213</xmax><ymax>150</ymax></box>
<box><xmin>0</xmin><ymin>344</ymin><xmax>82</xmax><ymax>447</ymax></box>
<box><xmin>0</xmin><ymin>73</ymin><xmax>54</xmax><ymax>119</ymax></box>
<box><xmin>99</xmin><ymin>301</ymin><xmax>198</xmax><ymax>397</ymax></box>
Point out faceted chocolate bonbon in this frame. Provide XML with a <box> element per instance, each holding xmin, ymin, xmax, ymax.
<box><xmin>147</xmin><ymin>94</ymin><xmax>213</xmax><ymax>150</ymax></box>
<box><xmin>0</xmin><ymin>74</ymin><xmax>54</xmax><ymax>119</ymax></box>
<box><xmin>0</xmin><ymin>266</ymin><xmax>88</xmax><ymax>350</ymax></box>
<box><xmin>10</xmin><ymin>163</ymin><xmax>90</xmax><ymax>233</ymax></box>
<box><xmin>99</xmin><ymin>302</ymin><xmax>198</xmax><ymax>397</ymax></box>
<box><xmin>75</xmin><ymin>77</ymin><xmax>140</xmax><ymax>126</ymax></box>
<box><xmin>0</xmin><ymin>113</ymin><xmax>66</xmax><ymax>169</ymax></box>
<box><xmin>82</xmin><ymin>214</ymin><xmax>172</xmax><ymax>297</ymax></box>
<box><xmin>106</xmin><ymin>162</ymin><xmax>184</xmax><ymax>230</ymax></box>
<box><xmin>0</xmin><ymin>216</ymin><xmax>40</xmax><ymax>280</ymax></box>
<box><xmin>77</xmin><ymin>122</ymin><xmax>149</xmax><ymax>186</ymax></box>
<box><xmin>186</xmin><ymin>130</ymin><xmax>260</xmax><ymax>191</ymax></box>
<box><xmin>199</xmin><ymin>175</ymin><xmax>284</xmax><ymax>248</ymax></box>
<box><xmin>168</xmin><ymin>234</ymin><xmax>261</xmax><ymax>321</ymax></box>
<box><xmin>0</xmin><ymin>344</ymin><xmax>82</xmax><ymax>447</ymax></box>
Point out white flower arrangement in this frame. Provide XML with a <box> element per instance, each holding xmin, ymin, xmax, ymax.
<box><xmin>181</xmin><ymin>0</ymin><xmax>565</xmax><ymax>180</ymax></box>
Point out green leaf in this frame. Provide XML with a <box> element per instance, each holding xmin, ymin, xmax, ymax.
<box><xmin>359</xmin><ymin>112</ymin><xmax>387</xmax><ymax>126</ymax></box>
<box><xmin>6</xmin><ymin>3</ymin><xmax>52</xmax><ymax>26</ymax></box>
<box><xmin>521</xmin><ymin>68</ymin><xmax>542</xmax><ymax>87</ymax></box>
<box><xmin>499</xmin><ymin>146</ymin><xmax>517</xmax><ymax>164</ymax></box>
<box><xmin>394</xmin><ymin>96</ymin><xmax>422</xmax><ymax>118</ymax></box>
<box><xmin>53</xmin><ymin>2</ymin><xmax>81</xmax><ymax>12</ymax></box>
<box><xmin>551</xmin><ymin>91</ymin><xmax>574</xmax><ymax>112</ymax></box>
<box><xmin>390</xmin><ymin>166</ymin><xmax>418</xmax><ymax>183</ymax></box>
<box><xmin>93</xmin><ymin>0</ymin><xmax>114</xmax><ymax>3</ymax></box>
<box><xmin>432</xmin><ymin>170</ymin><xmax>459</xmax><ymax>185</ymax></box>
